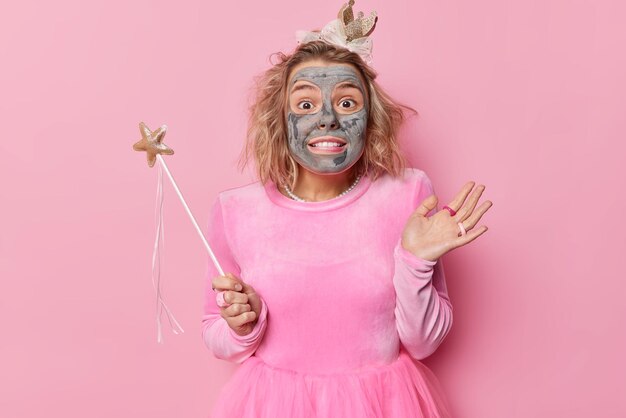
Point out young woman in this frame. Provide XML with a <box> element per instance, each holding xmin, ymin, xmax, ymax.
<box><xmin>201</xmin><ymin>20</ymin><xmax>492</xmax><ymax>418</ymax></box>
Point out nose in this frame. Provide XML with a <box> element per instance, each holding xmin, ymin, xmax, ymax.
<box><xmin>318</xmin><ymin>109</ymin><xmax>339</xmax><ymax>131</ymax></box>
<box><xmin>319</xmin><ymin>120</ymin><xmax>338</xmax><ymax>130</ymax></box>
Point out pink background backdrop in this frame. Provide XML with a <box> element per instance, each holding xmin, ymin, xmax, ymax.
<box><xmin>1</xmin><ymin>0</ymin><xmax>624</xmax><ymax>416</ymax></box>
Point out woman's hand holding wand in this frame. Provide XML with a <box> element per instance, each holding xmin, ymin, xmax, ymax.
<box><xmin>401</xmin><ymin>181</ymin><xmax>493</xmax><ymax>262</ymax></box>
<box><xmin>212</xmin><ymin>273</ymin><xmax>265</xmax><ymax>337</ymax></box>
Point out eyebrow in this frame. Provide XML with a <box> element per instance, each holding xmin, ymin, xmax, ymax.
<box><xmin>290</xmin><ymin>81</ymin><xmax>363</xmax><ymax>95</ymax></box>
<box><xmin>290</xmin><ymin>83</ymin><xmax>318</xmax><ymax>94</ymax></box>
<box><xmin>335</xmin><ymin>82</ymin><xmax>363</xmax><ymax>92</ymax></box>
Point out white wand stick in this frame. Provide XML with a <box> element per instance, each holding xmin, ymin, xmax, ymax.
<box><xmin>155</xmin><ymin>153</ymin><xmax>225</xmax><ymax>276</ymax></box>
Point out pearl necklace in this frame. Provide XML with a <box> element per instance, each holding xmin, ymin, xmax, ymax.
<box><xmin>283</xmin><ymin>174</ymin><xmax>362</xmax><ymax>202</ymax></box>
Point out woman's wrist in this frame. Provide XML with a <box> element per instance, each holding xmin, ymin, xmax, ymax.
<box><xmin>400</xmin><ymin>239</ymin><xmax>438</xmax><ymax>263</ymax></box>
<box><xmin>395</xmin><ymin>239</ymin><xmax>438</xmax><ymax>273</ymax></box>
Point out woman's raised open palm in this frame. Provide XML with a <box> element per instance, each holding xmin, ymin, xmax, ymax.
<box><xmin>401</xmin><ymin>181</ymin><xmax>493</xmax><ymax>262</ymax></box>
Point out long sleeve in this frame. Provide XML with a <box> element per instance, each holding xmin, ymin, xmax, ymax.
<box><xmin>201</xmin><ymin>194</ymin><xmax>268</xmax><ymax>364</ymax></box>
<box><xmin>392</xmin><ymin>172</ymin><xmax>454</xmax><ymax>360</ymax></box>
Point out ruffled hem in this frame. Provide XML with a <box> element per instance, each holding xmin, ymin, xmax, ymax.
<box><xmin>209</xmin><ymin>349</ymin><xmax>452</xmax><ymax>418</ymax></box>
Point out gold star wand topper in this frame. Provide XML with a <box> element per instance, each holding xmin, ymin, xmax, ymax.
<box><xmin>133</xmin><ymin>121</ymin><xmax>175</xmax><ymax>167</ymax></box>
<box><xmin>131</xmin><ymin>121</ymin><xmax>225</xmax><ymax>344</ymax></box>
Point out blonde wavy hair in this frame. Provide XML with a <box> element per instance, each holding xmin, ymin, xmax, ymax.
<box><xmin>237</xmin><ymin>40</ymin><xmax>417</xmax><ymax>189</ymax></box>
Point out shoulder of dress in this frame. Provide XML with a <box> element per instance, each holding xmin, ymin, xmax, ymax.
<box><xmin>404</xmin><ymin>166</ymin><xmax>429</xmax><ymax>181</ymax></box>
<box><xmin>377</xmin><ymin>167</ymin><xmax>429</xmax><ymax>190</ymax></box>
<box><xmin>216</xmin><ymin>180</ymin><xmax>265</xmax><ymax>206</ymax></box>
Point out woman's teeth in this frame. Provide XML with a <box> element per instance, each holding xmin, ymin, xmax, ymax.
<box><xmin>310</xmin><ymin>142</ymin><xmax>345</xmax><ymax>148</ymax></box>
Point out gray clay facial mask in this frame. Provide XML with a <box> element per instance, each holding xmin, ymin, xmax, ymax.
<box><xmin>286</xmin><ymin>65</ymin><xmax>368</xmax><ymax>174</ymax></box>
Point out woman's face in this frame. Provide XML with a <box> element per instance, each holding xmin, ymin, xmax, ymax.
<box><xmin>285</xmin><ymin>59</ymin><xmax>368</xmax><ymax>175</ymax></box>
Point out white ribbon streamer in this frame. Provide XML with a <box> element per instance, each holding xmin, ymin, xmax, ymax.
<box><xmin>152</xmin><ymin>159</ymin><xmax>184</xmax><ymax>344</ymax></box>
<box><xmin>149</xmin><ymin>154</ymin><xmax>227</xmax><ymax>343</ymax></box>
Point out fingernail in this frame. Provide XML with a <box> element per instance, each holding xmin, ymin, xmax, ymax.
<box><xmin>235</xmin><ymin>284</ymin><xmax>242</xmax><ymax>291</ymax></box>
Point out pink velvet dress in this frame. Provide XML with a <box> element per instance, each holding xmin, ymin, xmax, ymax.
<box><xmin>202</xmin><ymin>167</ymin><xmax>454</xmax><ymax>417</ymax></box>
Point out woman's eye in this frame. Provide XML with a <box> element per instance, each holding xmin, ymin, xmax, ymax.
<box><xmin>339</xmin><ymin>99</ymin><xmax>356</xmax><ymax>109</ymax></box>
<box><xmin>297</xmin><ymin>101</ymin><xmax>314</xmax><ymax>110</ymax></box>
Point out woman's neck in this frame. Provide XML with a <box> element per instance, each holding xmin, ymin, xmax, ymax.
<box><xmin>284</xmin><ymin>167</ymin><xmax>358</xmax><ymax>202</ymax></box>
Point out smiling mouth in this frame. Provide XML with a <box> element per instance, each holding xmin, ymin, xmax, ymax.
<box><xmin>307</xmin><ymin>136</ymin><xmax>348</xmax><ymax>154</ymax></box>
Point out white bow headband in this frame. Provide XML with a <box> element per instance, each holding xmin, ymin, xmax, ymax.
<box><xmin>294</xmin><ymin>0</ymin><xmax>379</xmax><ymax>65</ymax></box>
